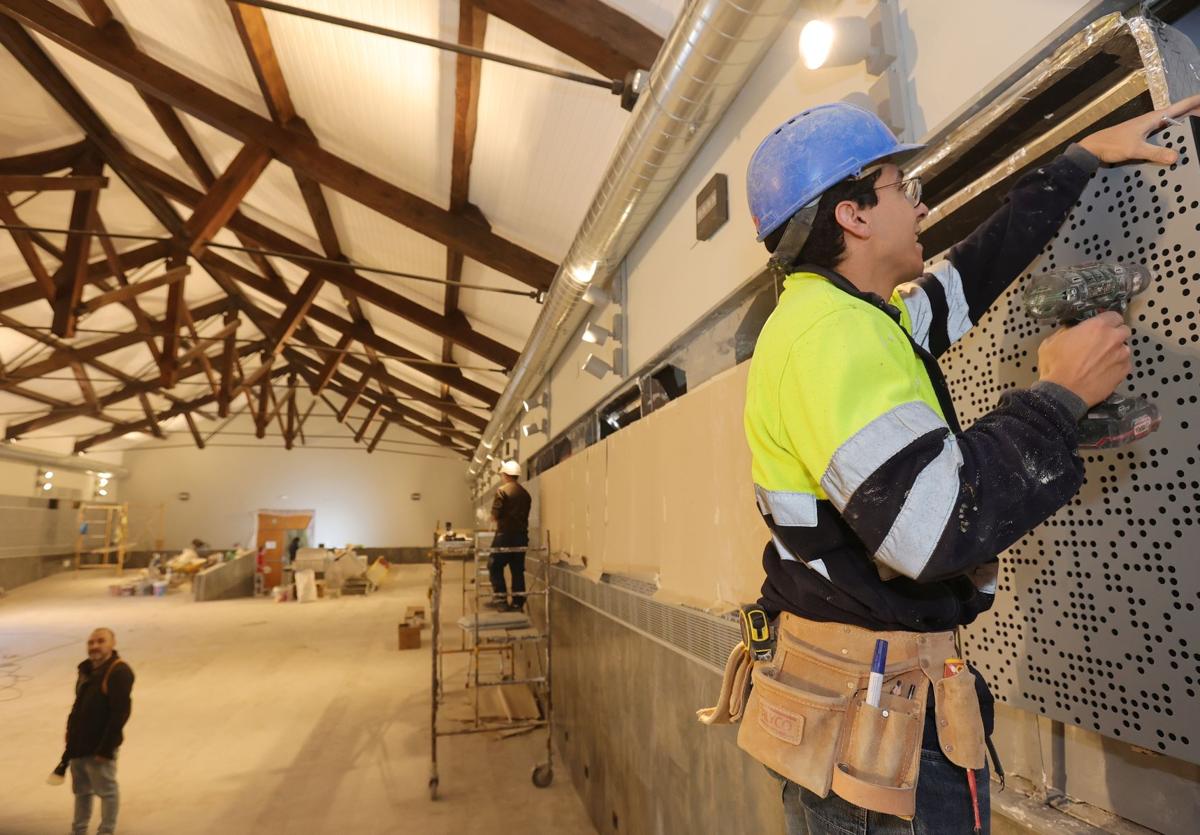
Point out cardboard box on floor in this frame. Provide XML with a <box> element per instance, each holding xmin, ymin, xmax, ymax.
<box><xmin>398</xmin><ymin>621</ymin><xmax>421</xmax><ymax>650</ymax></box>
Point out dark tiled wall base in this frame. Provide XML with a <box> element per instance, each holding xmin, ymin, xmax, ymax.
<box><xmin>550</xmin><ymin>593</ymin><xmax>785</xmax><ymax>834</ymax></box>
<box><xmin>0</xmin><ymin>552</ymin><xmax>72</xmax><ymax>592</ymax></box>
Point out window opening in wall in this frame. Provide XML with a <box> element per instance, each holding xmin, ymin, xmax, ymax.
<box><xmin>642</xmin><ymin>364</ymin><xmax>687</xmax><ymax>415</ymax></box>
<box><xmin>599</xmin><ymin>384</ymin><xmax>642</xmax><ymax>440</ymax></box>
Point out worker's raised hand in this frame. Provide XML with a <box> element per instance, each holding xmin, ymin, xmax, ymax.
<box><xmin>1037</xmin><ymin>312</ymin><xmax>1133</xmax><ymax>407</ymax></box>
<box><xmin>1078</xmin><ymin>94</ymin><xmax>1200</xmax><ymax>165</ymax></box>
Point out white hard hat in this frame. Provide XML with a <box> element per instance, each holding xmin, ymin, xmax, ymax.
<box><xmin>500</xmin><ymin>460</ymin><xmax>521</xmax><ymax>477</ymax></box>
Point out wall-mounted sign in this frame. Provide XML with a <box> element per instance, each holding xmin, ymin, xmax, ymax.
<box><xmin>696</xmin><ymin>173</ymin><xmax>729</xmax><ymax>241</ymax></box>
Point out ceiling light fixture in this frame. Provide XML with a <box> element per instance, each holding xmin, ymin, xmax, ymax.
<box><xmin>581</xmin><ymin>348</ymin><xmax>624</xmax><ymax>380</ymax></box>
<box><xmin>521</xmin><ymin>419</ymin><xmax>548</xmax><ymax>438</ymax></box>
<box><xmin>582</xmin><ymin>285</ymin><xmax>610</xmax><ymax>306</ymax></box>
<box><xmin>582</xmin><ymin>322</ymin><xmax>612</xmax><ymax>346</ymax></box>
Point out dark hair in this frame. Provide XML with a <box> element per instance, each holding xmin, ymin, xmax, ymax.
<box><xmin>764</xmin><ymin>169</ymin><xmax>882</xmax><ymax>270</ymax></box>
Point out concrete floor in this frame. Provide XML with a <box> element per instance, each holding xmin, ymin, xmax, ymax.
<box><xmin>0</xmin><ymin>563</ymin><xmax>594</xmax><ymax>835</ymax></box>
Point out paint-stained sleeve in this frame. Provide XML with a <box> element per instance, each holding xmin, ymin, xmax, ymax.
<box><xmin>782</xmin><ymin>309</ymin><xmax>1087</xmax><ymax>582</ymax></box>
<box><xmin>945</xmin><ymin>144</ymin><xmax>1099</xmax><ymax>326</ymax></box>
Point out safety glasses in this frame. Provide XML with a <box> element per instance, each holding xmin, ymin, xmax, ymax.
<box><xmin>876</xmin><ymin>176</ymin><xmax>922</xmax><ymax>207</ymax></box>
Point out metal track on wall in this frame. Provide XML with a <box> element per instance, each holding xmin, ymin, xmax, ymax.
<box><xmin>949</xmin><ymin>120</ymin><xmax>1200</xmax><ymax>764</ymax></box>
<box><xmin>537</xmin><ymin>558</ymin><xmax>740</xmax><ymax>674</ymax></box>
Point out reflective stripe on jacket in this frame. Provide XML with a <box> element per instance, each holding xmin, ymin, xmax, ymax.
<box><xmin>743</xmin><ymin>146</ymin><xmax>1099</xmax><ymax>631</ymax></box>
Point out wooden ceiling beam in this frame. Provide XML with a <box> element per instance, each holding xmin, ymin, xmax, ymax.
<box><xmin>472</xmin><ymin>0</ymin><xmax>662</xmax><ymax>79</ymax></box>
<box><xmin>309</xmin><ymin>376</ymin><xmax>467</xmax><ymax>455</ymax></box>
<box><xmin>0</xmin><ymin>173</ymin><xmax>107</xmax><ymax>191</ymax></box>
<box><xmin>440</xmin><ymin>1</ymin><xmax>489</xmax><ymax>422</ymax></box>
<box><xmin>74</xmin><ymin>363</ymin><xmax>287</xmax><ymax>452</ymax></box>
<box><xmin>200</xmin><ymin>250</ymin><xmax>501</xmax><ymax>406</ymax></box>
<box><xmin>310</xmin><ymin>331</ymin><xmax>352</xmax><ymax>396</ymax></box>
<box><xmin>217</xmin><ymin>310</ymin><xmax>238</xmax><ymax>417</ymax></box>
<box><xmin>3</xmin><ymin>340</ymin><xmax>261</xmax><ymax>439</ymax></box>
<box><xmin>0</xmin><ymin>297</ymin><xmax>229</xmax><ymax>388</ymax></box>
<box><xmin>179</xmin><ymin>142</ymin><xmax>271</xmax><ymax>257</ymax></box>
<box><xmin>182</xmin><ymin>409</ymin><xmax>205</xmax><ymax>449</ymax></box>
<box><xmin>353</xmin><ymin>401</ymin><xmax>382</xmax><ymax>444</ymax></box>
<box><xmin>91</xmin><ymin>214</ymin><xmax>164</xmax><ymax>368</ymax></box>
<box><xmin>50</xmin><ymin>150</ymin><xmax>103</xmax><ymax>336</ymax></box>
<box><xmin>130</xmin><ymin>156</ymin><xmax>519</xmax><ymax>368</ymax></box>
<box><xmin>228</xmin><ymin>1</ymin><xmax>296</xmax><ymax>123</ymax></box>
<box><xmin>78</xmin><ymin>264</ymin><xmax>188</xmax><ymax>314</ymax></box>
<box><xmin>366</xmin><ymin>418</ymin><xmax>388</xmax><ymax>453</ymax></box>
<box><xmin>68</xmin><ymin>359</ymin><xmax>98</xmax><ymax>412</ymax></box>
<box><xmin>0</xmin><ymin>140</ymin><xmax>86</xmax><ymax>175</ymax></box>
<box><xmin>283</xmin><ymin>371</ymin><xmax>298</xmax><ymax>449</ymax></box>
<box><xmin>289</xmin><ymin>350</ymin><xmax>480</xmax><ymax>447</ymax></box>
<box><xmin>0</xmin><ymin>191</ymin><xmax>55</xmax><ymax>300</ymax></box>
<box><xmin>268</xmin><ymin>271</ymin><xmax>321</xmax><ymax>357</ymax></box>
<box><xmin>336</xmin><ymin>373</ymin><xmax>370</xmax><ymax>422</ymax></box>
<box><xmin>0</xmin><ymin>1</ymin><xmax>556</xmax><ymax>290</ymax></box>
<box><xmin>138</xmin><ymin>391</ymin><xmax>165</xmax><ymax>439</ymax></box>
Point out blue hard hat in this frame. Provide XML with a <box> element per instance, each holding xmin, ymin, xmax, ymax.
<box><xmin>747</xmin><ymin>103</ymin><xmax>925</xmax><ymax>241</ymax></box>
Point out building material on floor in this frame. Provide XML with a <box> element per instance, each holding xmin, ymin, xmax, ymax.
<box><xmin>192</xmin><ymin>548</ymin><xmax>255</xmax><ymax>602</ymax></box>
<box><xmin>398</xmin><ymin>621</ymin><xmax>422</xmax><ymax>650</ymax></box>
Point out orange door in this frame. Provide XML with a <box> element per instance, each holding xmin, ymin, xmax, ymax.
<box><xmin>256</xmin><ymin>511</ymin><xmax>313</xmax><ymax>589</ymax></box>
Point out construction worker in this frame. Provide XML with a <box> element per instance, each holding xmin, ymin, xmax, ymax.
<box><xmin>490</xmin><ymin>460</ymin><xmax>531</xmax><ymax>612</ymax></box>
<box><xmin>739</xmin><ymin>97</ymin><xmax>1200</xmax><ymax>834</ymax></box>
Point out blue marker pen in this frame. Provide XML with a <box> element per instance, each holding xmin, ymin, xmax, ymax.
<box><xmin>866</xmin><ymin>639</ymin><xmax>888</xmax><ymax>708</ymax></box>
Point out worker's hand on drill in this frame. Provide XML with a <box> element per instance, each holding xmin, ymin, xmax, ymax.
<box><xmin>1078</xmin><ymin>94</ymin><xmax>1200</xmax><ymax>165</ymax></box>
<box><xmin>1037</xmin><ymin>311</ymin><xmax>1132</xmax><ymax>407</ymax></box>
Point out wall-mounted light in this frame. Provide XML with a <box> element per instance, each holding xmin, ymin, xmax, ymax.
<box><xmin>582</xmin><ymin>322</ymin><xmax>613</xmax><ymax>346</ymax></box>
<box><xmin>522</xmin><ymin>391</ymin><xmax>549</xmax><ymax>413</ymax></box>
<box><xmin>37</xmin><ymin>468</ymin><xmax>54</xmax><ymax>493</ymax></box>
<box><xmin>582</xmin><ymin>347</ymin><xmax>624</xmax><ymax>380</ymax></box>
<box><xmin>521</xmin><ymin>419</ymin><xmax>548</xmax><ymax>438</ymax></box>
<box><xmin>582</xmin><ymin>285</ymin><xmax>610</xmax><ymax>306</ymax></box>
<box><xmin>798</xmin><ymin>0</ymin><xmax>912</xmax><ymax>138</ymax></box>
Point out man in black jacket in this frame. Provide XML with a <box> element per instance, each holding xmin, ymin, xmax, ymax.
<box><xmin>490</xmin><ymin>460</ymin><xmax>532</xmax><ymax>611</ymax></box>
<box><xmin>66</xmin><ymin>627</ymin><xmax>134</xmax><ymax>835</ymax></box>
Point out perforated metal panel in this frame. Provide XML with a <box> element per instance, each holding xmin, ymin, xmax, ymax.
<box><xmin>944</xmin><ymin>120</ymin><xmax>1200</xmax><ymax>763</ymax></box>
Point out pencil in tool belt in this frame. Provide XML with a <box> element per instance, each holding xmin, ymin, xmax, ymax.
<box><xmin>866</xmin><ymin>639</ymin><xmax>888</xmax><ymax>707</ymax></box>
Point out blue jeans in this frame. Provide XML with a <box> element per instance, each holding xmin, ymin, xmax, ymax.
<box><xmin>777</xmin><ymin>711</ymin><xmax>990</xmax><ymax>835</ymax></box>
<box><xmin>71</xmin><ymin>756</ymin><xmax>119</xmax><ymax>835</ymax></box>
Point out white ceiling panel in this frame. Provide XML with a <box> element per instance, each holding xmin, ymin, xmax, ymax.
<box><xmin>262</xmin><ymin>0</ymin><xmax>457</xmax><ymax>202</ymax></box>
<box><xmin>237</xmin><ymin>160</ymin><xmax>322</xmax><ymax>252</ymax></box>
<box><xmin>602</xmin><ymin>0</ymin><xmax>684</xmax><ymax>34</ymax></box>
<box><xmin>0</xmin><ymin>44</ymin><xmax>81</xmax><ymax>157</ymax></box>
<box><xmin>107</xmin><ymin>0</ymin><xmax>270</xmax><ymax>117</ymax></box>
<box><xmin>456</xmin><ymin>257</ymin><xmax>539</xmax><ymax>348</ymax></box>
<box><xmin>324</xmin><ymin>190</ymin><xmax>447</xmax><ymax>311</ymax></box>
<box><xmin>471</xmin><ymin>17</ymin><xmax>630</xmax><ymax>261</ymax></box>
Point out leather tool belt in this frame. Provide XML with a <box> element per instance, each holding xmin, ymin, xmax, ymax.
<box><xmin>698</xmin><ymin>613</ymin><xmax>986</xmax><ymax>818</ymax></box>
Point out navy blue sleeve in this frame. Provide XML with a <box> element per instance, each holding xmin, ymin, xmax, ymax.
<box><xmin>947</xmin><ymin>144</ymin><xmax>1100</xmax><ymax>322</ymax></box>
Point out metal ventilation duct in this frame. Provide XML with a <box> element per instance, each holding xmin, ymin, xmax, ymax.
<box><xmin>467</xmin><ymin>0</ymin><xmax>803</xmax><ymax>476</ymax></box>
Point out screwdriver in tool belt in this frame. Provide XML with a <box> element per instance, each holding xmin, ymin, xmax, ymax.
<box><xmin>945</xmin><ymin>658</ymin><xmax>982</xmax><ymax>834</ymax></box>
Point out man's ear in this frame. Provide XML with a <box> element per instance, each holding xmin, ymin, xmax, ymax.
<box><xmin>833</xmin><ymin>199</ymin><xmax>871</xmax><ymax>242</ymax></box>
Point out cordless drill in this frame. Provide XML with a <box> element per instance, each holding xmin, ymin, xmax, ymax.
<box><xmin>1022</xmin><ymin>262</ymin><xmax>1161</xmax><ymax>449</ymax></box>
